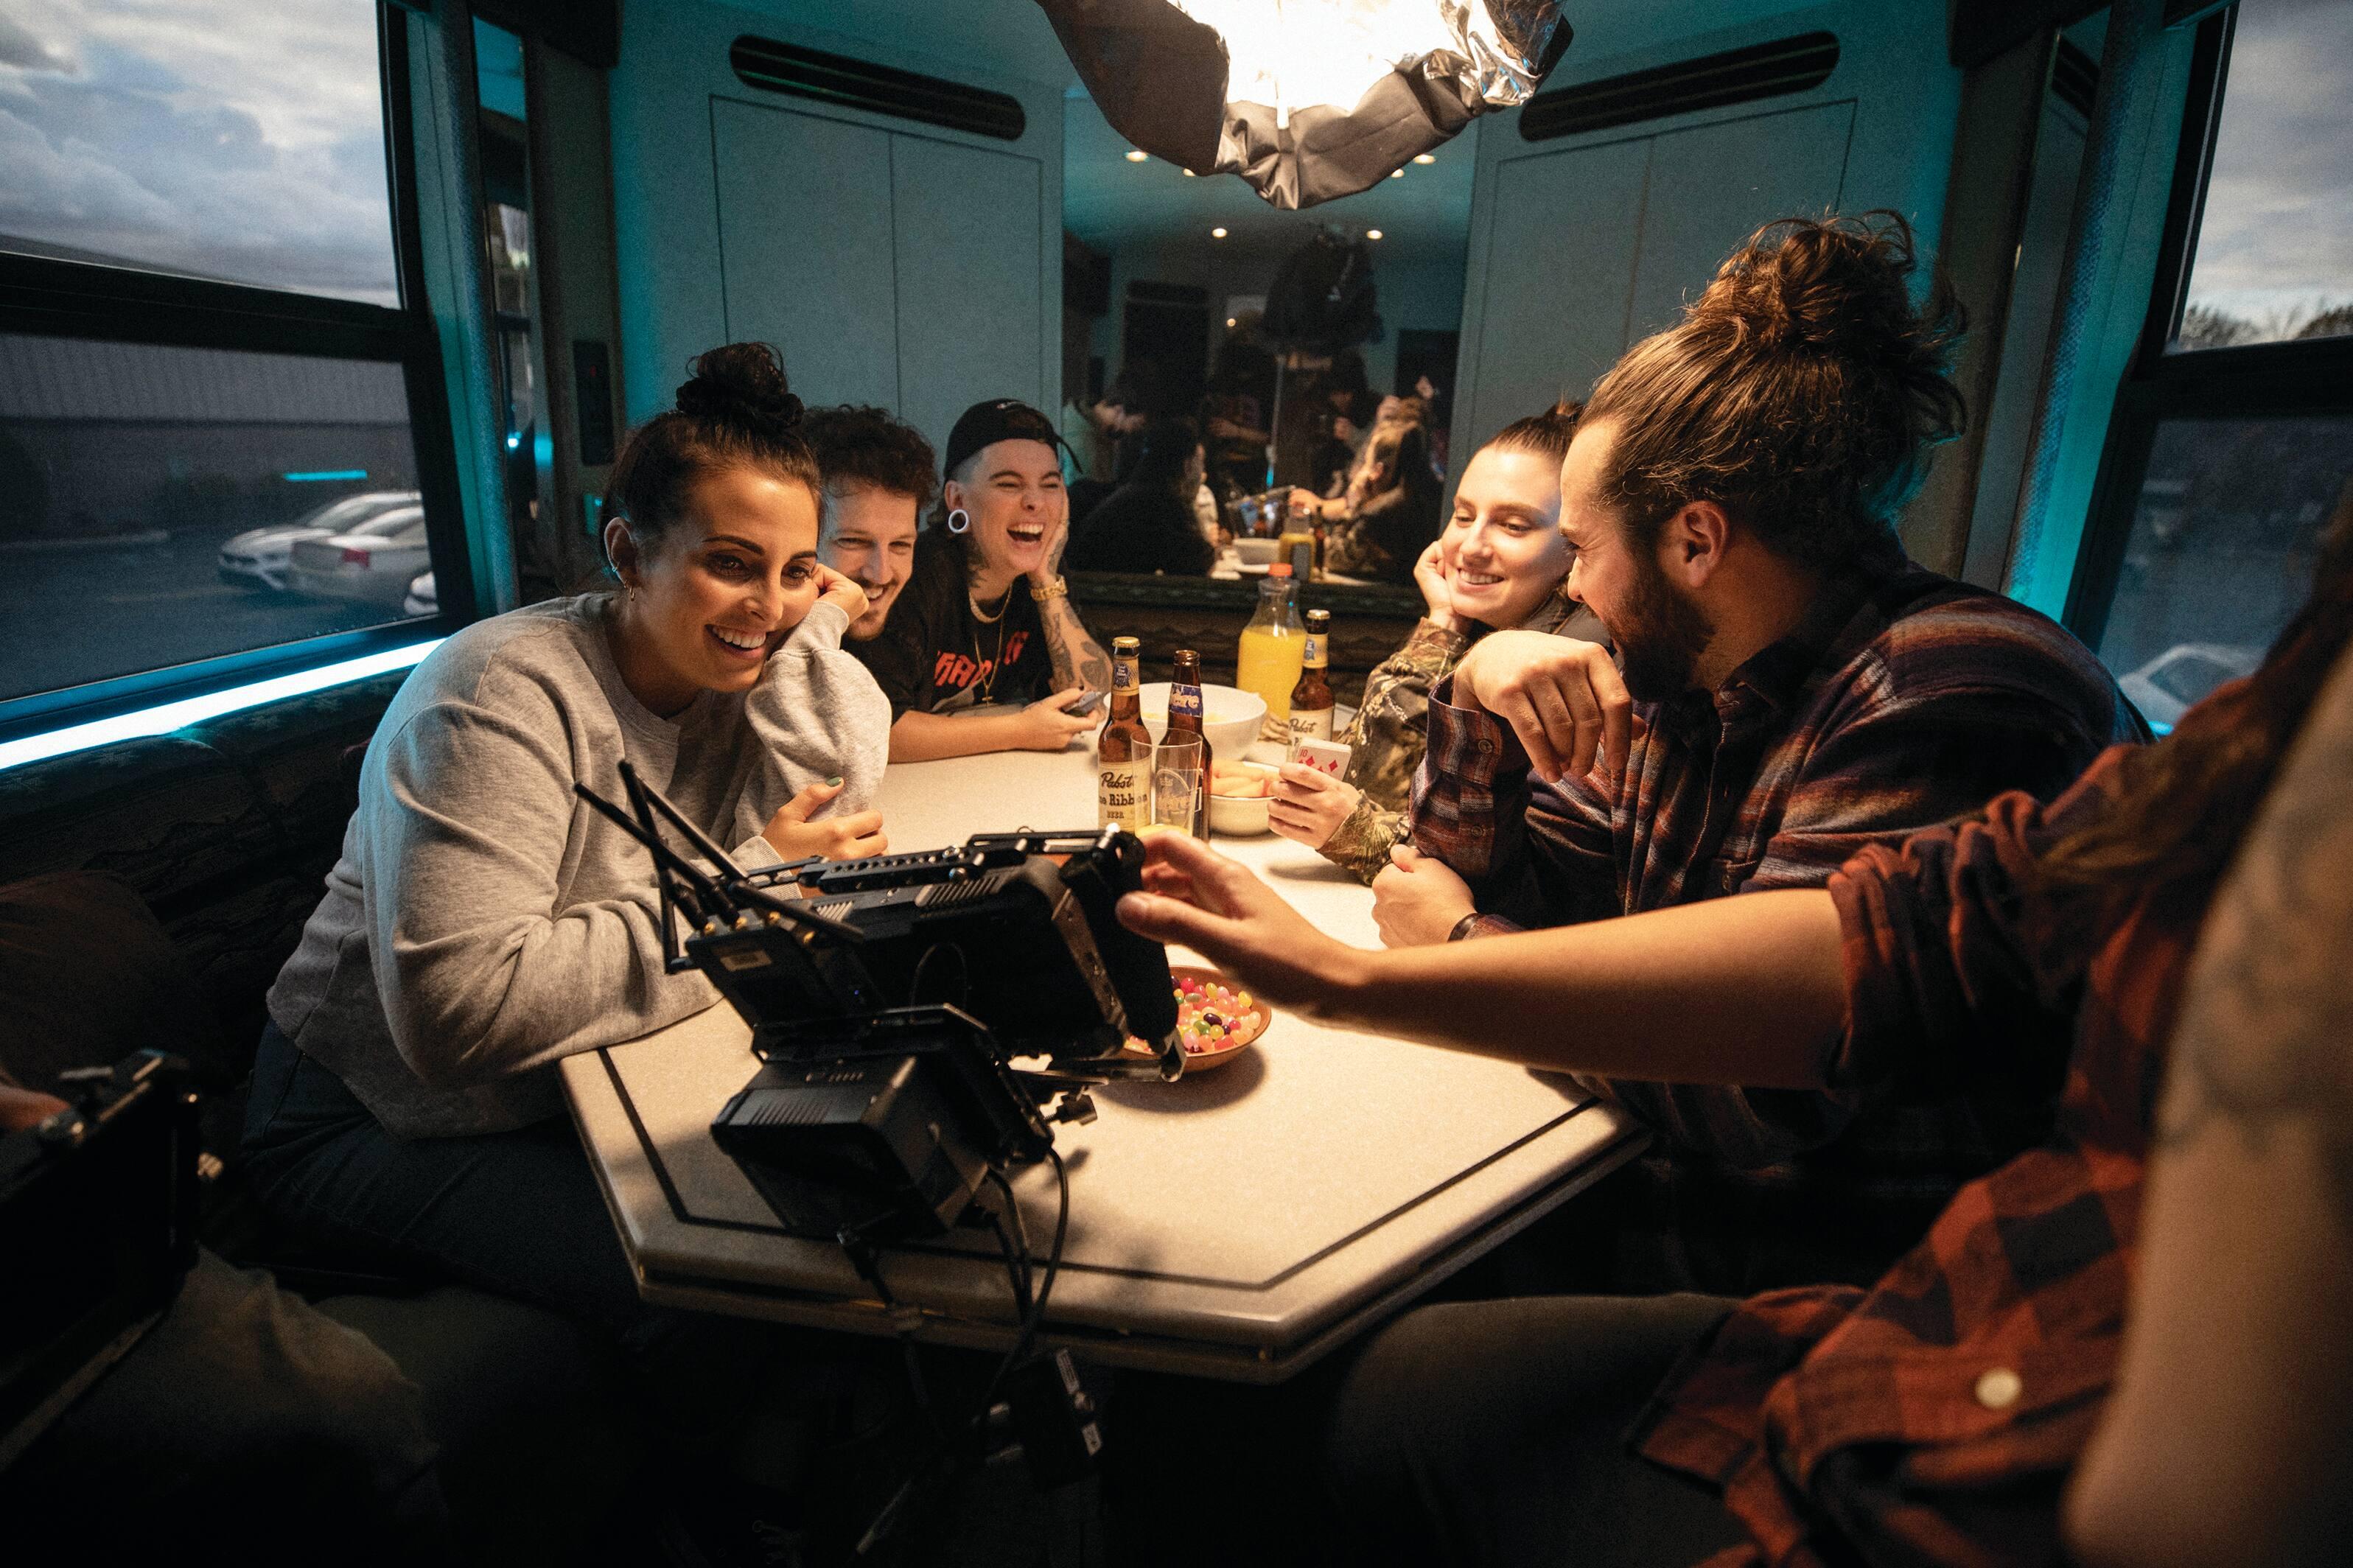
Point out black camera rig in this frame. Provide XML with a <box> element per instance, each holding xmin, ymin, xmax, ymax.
<box><xmin>578</xmin><ymin>764</ymin><xmax>1183</xmax><ymax>1247</ymax></box>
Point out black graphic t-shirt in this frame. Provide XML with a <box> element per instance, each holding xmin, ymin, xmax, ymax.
<box><xmin>852</xmin><ymin>531</ymin><xmax>1054</xmax><ymax>718</ymax></box>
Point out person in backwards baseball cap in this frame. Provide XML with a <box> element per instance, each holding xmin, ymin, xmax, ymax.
<box><xmin>850</xmin><ymin>398</ymin><xmax>1113</xmax><ymax>760</ymax></box>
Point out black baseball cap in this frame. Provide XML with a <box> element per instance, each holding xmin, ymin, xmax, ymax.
<box><xmin>942</xmin><ymin>398</ymin><xmax>1069</xmax><ymax>478</ymax></box>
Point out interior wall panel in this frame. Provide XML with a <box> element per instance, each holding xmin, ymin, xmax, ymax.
<box><xmin>889</xmin><ymin>136</ymin><xmax>1045</xmax><ymax>459</ymax></box>
<box><xmin>710</xmin><ymin>99</ymin><xmax>901</xmax><ymax>413</ymax></box>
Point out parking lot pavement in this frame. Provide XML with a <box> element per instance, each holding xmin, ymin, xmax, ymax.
<box><xmin>1</xmin><ymin>522</ymin><xmax>410</xmax><ymax>704</ymax></box>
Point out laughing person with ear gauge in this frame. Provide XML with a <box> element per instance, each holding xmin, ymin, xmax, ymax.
<box><xmin>850</xmin><ymin>399</ymin><xmax>1114</xmax><ymax>761</ymax></box>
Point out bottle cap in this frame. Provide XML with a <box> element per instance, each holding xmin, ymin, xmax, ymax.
<box><xmin>1268</xmin><ymin>562</ymin><xmax>1293</xmax><ymax>578</ymax></box>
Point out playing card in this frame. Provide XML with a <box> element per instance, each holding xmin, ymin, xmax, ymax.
<box><xmin>1292</xmin><ymin>738</ymin><xmax>1353</xmax><ymax>777</ymax></box>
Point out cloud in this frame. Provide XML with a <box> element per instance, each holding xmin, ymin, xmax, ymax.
<box><xmin>0</xmin><ymin>0</ymin><xmax>396</xmax><ymax>304</ymax></box>
<box><xmin>2182</xmin><ymin>4</ymin><xmax>2353</xmax><ymax>323</ymax></box>
<box><xmin>0</xmin><ymin>13</ymin><xmax>69</xmax><ymax>71</ymax></box>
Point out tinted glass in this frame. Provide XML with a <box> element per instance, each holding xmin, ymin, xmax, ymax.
<box><xmin>0</xmin><ymin>0</ymin><xmax>398</xmax><ymax>305</ymax></box>
<box><xmin>0</xmin><ymin>334</ymin><xmax>433</xmax><ymax>702</ymax></box>
<box><xmin>2175</xmin><ymin>0</ymin><xmax>2353</xmax><ymax>350</ymax></box>
<box><xmin>2097</xmin><ymin>413</ymin><xmax>2353</xmax><ymax>729</ymax></box>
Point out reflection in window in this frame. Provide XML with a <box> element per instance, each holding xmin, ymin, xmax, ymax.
<box><xmin>2175</xmin><ymin>0</ymin><xmax>2353</xmax><ymax>350</ymax></box>
<box><xmin>2097</xmin><ymin>414</ymin><xmax>2353</xmax><ymax>729</ymax></box>
<box><xmin>0</xmin><ymin>335</ymin><xmax>428</xmax><ymax>703</ymax></box>
<box><xmin>0</xmin><ymin>0</ymin><xmax>397</xmax><ymax>305</ymax></box>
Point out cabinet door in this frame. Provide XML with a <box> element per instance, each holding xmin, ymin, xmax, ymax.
<box><xmin>711</xmin><ymin>99</ymin><xmax>901</xmax><ymax>410</ymax></box>
<box><xmin>1465</xmin><ymin>136</ymin><xmax>1651</xmax><ymax>446</ymax></box>
<box><xmin>1623</xmin><ymin>102</ymin><xmax>1856</xmax><ymax>342</ymax></box>
<box><xmin>889</xmin><ymin>136</ymin><xmax>1045</xmax><ymax>459</ymax></box>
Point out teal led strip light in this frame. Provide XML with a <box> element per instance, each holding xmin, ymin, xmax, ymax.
<box><xmin>0</xmin><ymin>640</ymin><xmax>442</xmax><ymax>773</ymax></box>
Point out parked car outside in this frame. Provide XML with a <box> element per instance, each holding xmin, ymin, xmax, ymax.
<box><xmin>286</xmin><ymin>507</ymin><xmax>430</xmax><ymax>607</ymax></box>
<box><xmin>402</xmin><ymin>571</ymin><xmax>436</xmax><ymax>617</ymax></box>
<box><xmin>2117</xmin><ymin>641</ymin><xmax>2262</xmax><ymax>732</ymax></box>
<box><xmin>216</xmin><ymin>489</ymin><xmax>420</xmax><ymax>589</ymax></box>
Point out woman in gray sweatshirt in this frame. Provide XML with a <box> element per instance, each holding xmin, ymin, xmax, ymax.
<box><xmin>242</xmin><ymin>344</ymin><xmax>892</xmax><ymax>1483</ymax></box>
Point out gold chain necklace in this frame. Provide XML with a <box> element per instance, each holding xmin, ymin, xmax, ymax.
<box><xmin>971</xmin><ymin>587</ymin><xmax>1013</xmax><ymax>702</ymax></box>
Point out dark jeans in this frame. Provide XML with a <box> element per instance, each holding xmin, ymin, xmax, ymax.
<box><xmin>240</xmin><ymin>1023</ymin><xmax>833</xmax><ymax>1466</ymax></box>
<box><xmin>1324</xmin><ymin>1293</ymin><xmax>1747</xmax><ymax>1568</ymax></box>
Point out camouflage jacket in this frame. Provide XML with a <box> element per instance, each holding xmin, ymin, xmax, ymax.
<box><xmin>1318</xmin><ymin>593</ymin><xmax>1601</xmax><ymax>883</ymax></box>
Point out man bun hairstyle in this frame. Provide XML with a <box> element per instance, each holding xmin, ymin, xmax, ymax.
<box><xmin>603</xmin><ymin>342</ymin><xmax>818</xmax><ymax>567</ymax></box>
<box><xmin>801</xmin><ymin>404</ymin><xmax>940</xmax><ymax>517</ymax></box>
<box><xmin>1584</xmin><ymin>211</ymin><xmax>1965</xmax><ymax>572</ymax></box>
<box><xmin>1487</xmin><ymin>398</ymin><xmax>1584</xmax><ymax>466</ymax></box>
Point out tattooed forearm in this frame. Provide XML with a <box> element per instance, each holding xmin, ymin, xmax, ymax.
<box><xmin>1042</xmin><ymin>598</ymin><xmax>1111</xmax><ymax>692</ymax></box>
<box><xmin>2156</xmin><ymin>648</ymin><xmax>2353</xmax><ymax>1231</ymax></box>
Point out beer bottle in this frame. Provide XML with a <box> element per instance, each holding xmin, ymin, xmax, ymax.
<box><xmin>1161</xmin><ymin>648</ymin><xmax>1212</xmax><ymax>839</ymax></box>
<box><xmin>1287</xmin><ymin>609</ymin><xmax>1335</xmax><ymax>749</ymax></box>
<box><xmin>1097</xmin><ymin>637</ymin><xmax>1152</xmax><ymax>833</ymax></box>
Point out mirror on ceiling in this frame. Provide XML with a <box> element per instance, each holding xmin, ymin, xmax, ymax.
<box><xmin>1057</xmin><ymin>91</ymin><xmax>1473</xmax><ymax>596</ymax></box>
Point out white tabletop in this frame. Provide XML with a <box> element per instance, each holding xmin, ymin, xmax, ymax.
<box><xmin>562</xmin><ymin>742</ymin><xmax>1640</xmax><ymax>1382</ymax></box>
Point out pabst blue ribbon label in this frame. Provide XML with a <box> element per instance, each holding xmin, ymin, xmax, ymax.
<box><xmin>1170</xmin><ymin>685</ymin><xmax>1203</xmax><ymax>721</ymax></box>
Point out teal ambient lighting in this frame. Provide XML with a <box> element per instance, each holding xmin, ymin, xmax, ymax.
<box><xmin>285</xmin><ymin>469</ymin><xmax>371</xmax><ymax>482</ymax></box>
<box><xmin>0</xmin><ymin>641</ymin><xmax>443</xmax><ymax>773</ymax></box>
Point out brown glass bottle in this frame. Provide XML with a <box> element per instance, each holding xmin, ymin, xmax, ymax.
<box><xmin>1160</xmin><ymin>648</ymin><xmax>1212</xmax><ymax>839</ymax></box>
<box><xmin>1097</xmin><ymin>637</ymin><xmax>1152</xmax><ymax>833</ymax></box>
<box><xmin>1287</xmin><ymin>609</ymin><xmax>1335</xmax><ymax>748</ymax></box>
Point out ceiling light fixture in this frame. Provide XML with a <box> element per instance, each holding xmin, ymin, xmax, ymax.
<box><xmin>1389</xmin><ymin>168</ymin><xmax>1403</xmax><ymax>178</ymax></box>
<box><xmin>1413</xmin><ymin>152</ymin><xmax>1436</xmax><ymax>164</ymax></box>
<box><xmin>1366</xmin><ymin>228</ymin><xmax>1383</xmax><ymax>239</ymax></box>
<box><xmin>1125</xmin><ymin>148</ymin><xmax>1148</xmax><ymax>162</ymax></box>
<box><xmin>1212</xmin><ymin>226</ymin><xmax>1228</xmax><ymax>238</ymax></box>
<box><xmin>1183</xmin><ymin>168</ymin><xmax>1197</xmax><ymax>175</ymax></box>
<box><xmin>1227</xmin><ymin>317</ymin><xmax>1237</xmax><ymax>327</ymax></box>
<box><xmin>1041</xmin><ymin>1</ymin><xmax>1569</xmax><ymax>209</ymax></box>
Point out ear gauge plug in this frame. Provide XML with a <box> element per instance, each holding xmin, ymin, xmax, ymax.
<box><xmin>948</xmin><ymin>508</ymin><xmax>971</xmax><ymax>534</ymax></box>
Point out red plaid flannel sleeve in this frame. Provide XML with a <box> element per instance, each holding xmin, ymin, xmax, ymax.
<box><xmin>1408</xmin><ymin>675</ymin><xmax>1617</xmax><ymax>934</ymax></box>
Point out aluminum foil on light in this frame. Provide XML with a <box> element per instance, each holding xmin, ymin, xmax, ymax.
<box><xmin>1038</xmin><ymin>0</ymin><xmax>1570</xmax><ymax>209</ymax></box>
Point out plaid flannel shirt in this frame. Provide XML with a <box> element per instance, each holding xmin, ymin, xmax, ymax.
<box><xmin>1318</xmin><ymin>598</ymin><xmax>1604</xmax><ymax>884</ymax></box>
<box><xmin>1410</xmin><ymin>556</ymin><xmax>2144</xmax><ymax>1286</ymax></box>
<box><xmin>1634</xmin><ymin>746</ymin><xmax>2195</xmax><ymax>1567</ymax></box>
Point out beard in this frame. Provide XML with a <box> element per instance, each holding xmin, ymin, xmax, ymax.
<box><xmin>1609</xmin><ymin>548</ymin><xmax>1714</xmax><ymax>703</ymax></box>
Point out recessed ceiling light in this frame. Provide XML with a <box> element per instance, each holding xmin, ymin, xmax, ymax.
<box><xmin>1183</xmin><ymin>168</ymin><xmax>1198</xmax><ymax>177</ymax></box>
<box><xmin>1226</xmin><ymin>317</ymin><xmax>1237</xmax><ymax>328</ymax></box>
<box><xmin>1389</xmin><ymin>168</ymin><xmax>1403</xmax><ymax>178</ymax></box>
<box><xmin>1366</xmin><ymin>228</ymin><xmax>1383</xmax><ymax>239</ymax></box>
<box><xmin>1413</xmin><ymin>153</ymin><xmax>1436</xmax><ymax>165</ymax></box>
<box><xmin>1212</xmin><ymin>226</ymin><xmax>1228</xmax><ymax>239</ymax></box>
<box><xmin>1125</xmin><ymin>148</ymin><xmax>1147</xmax><ymax>162</ymax></box>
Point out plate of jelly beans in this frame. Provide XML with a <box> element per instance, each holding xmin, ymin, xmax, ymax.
<box><xmin>1127</xmin><ymin>965</ymin><xmax>1269</xmax><ymax>1072</ymax></box>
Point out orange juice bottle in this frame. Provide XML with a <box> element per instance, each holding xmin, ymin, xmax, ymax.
<box><xmin>1235</xmin><ymin>562</ymin><xmax>1305</xmax><ymax>734</ymax></box>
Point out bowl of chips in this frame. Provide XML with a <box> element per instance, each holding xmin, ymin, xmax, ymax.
<box><xmin>1206</xmin><ymin>759</ymin><xmax>1279</xmax><ymax>835</ymax></box>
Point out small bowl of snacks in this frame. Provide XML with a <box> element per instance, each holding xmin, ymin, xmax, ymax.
<box><xmin>1207</xmin><ymin>759</ymin><xmax>1279</xmax><ymax>835</ymax></box>
<box><xmin>1129</xmin><ymin>966</ymin><xmax>1269</xmax><ymax>1072</ymax></box>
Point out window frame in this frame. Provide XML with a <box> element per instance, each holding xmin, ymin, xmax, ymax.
<box><xmin>0</xmin><ymin>4</ymin><xmax>479</xmax><ymax>743</ymax></box>
<box><xmin>2063</xmin><ymin>4</ymin><xmax>2353</xmax><ymax>654</ymax></box>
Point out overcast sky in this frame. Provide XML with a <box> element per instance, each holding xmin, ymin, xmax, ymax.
<box><xmin>2182</xmin><ymin>0</ymin><xmax>2350</xmax><ymax>331</ymax></box>
<box><xmin>0</xmin><ymin>0</ymin><xmax>396</xmax><ymax>304</ymax></box>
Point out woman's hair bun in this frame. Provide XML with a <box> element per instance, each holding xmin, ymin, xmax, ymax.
<box><xmin>676</xmin><ymin>341</ymin><xmax>804</xmax><ymax>435</ymax></box>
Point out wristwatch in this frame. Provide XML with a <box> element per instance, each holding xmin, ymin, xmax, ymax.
<box><xmin>1447</xmin><ymin>911</ymin><xmax>1485</xmax><ymax>942</ymax></box>
<box><xmin>1029</xmin><ymin>575</ymin><xmax>1069</xmax><ymax>601</ymax></box>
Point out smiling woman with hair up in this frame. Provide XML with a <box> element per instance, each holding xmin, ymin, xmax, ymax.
<box><xmin>238</xmin><ymin>342</ymin><xmax>893</xmax><ymax>1521</ymax></box>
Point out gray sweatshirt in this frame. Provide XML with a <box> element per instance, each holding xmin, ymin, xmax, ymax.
<box><xmin>267</xmin><ymin>592</ymin><xmax>890</xmax><ymax>1139</ymax></box>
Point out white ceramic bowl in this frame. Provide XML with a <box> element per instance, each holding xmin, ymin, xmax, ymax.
<box><xmin>1139</xmin><ymin>682</ymin><xmax>1267</xmax><ymax>758</ymax></box>
<box><xmin>1207</xmin><ymin>760</ymin><xmax>1279</xmax><ymax>836</ymax></box>
<box><xmin>1232</xmin><ymin>536</ymin><xmax>1282</xmax><ymax>566</ymax></box>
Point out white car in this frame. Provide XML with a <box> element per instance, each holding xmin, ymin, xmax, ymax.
<box><xmin>286</xmin><ymin>507</ymin><xmax>432</xmax><ymax>607</ymax></box>
<box><xmin>217</xmin><ymin>490</ymin><xmax>420</xmax><ymax>589</ymax></box>
<box><xmin>2117</xmin><ymin>641</ymin><xmax>2261</xmax><ymax>732</ymax></box>
<box><xmin>402</xmin><ymin>571</ymin><xmax>437</xmax><ymax>617</ymax></box>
